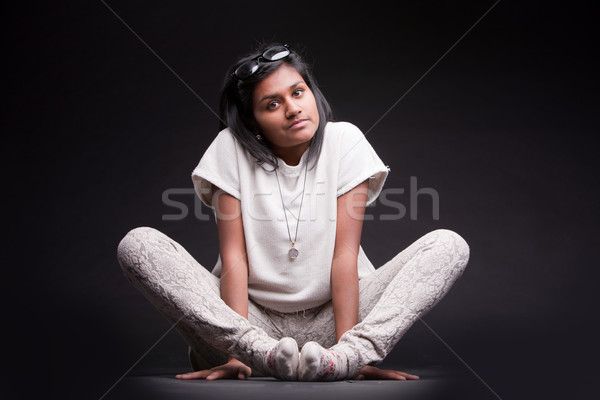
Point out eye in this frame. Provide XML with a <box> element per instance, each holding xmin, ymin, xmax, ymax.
<box><xmin>292</xmin><ymin>88</ymin><xmax>304</xmax><ymax>97</ymax></box>
<box><xmin>266</xmin><ymin>100</ymin><xmax>280</xmax><ymax>110</ymax></box>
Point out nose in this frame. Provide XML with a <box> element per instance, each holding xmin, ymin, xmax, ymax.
<box><xmin>285</xmin><ymin>99</ymin><xmax>302</xmax><ymax>118</ymax></box>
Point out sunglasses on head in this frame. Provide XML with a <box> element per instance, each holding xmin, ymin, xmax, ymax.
<box><xmin>232</xmin><ymin>44</ymin><xmax>291</xmax><ymax>80</ymax></box>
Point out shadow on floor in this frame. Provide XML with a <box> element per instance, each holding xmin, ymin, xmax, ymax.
<box><xmin>103</xmin><ymin>365</ymin><xmax>496</xmax><ymax>400</ymax></box>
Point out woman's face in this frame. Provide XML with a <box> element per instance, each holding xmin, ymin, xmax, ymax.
<box><xmin>252</xmin><ymin>63</ymin><xmax>320</xmax><ymax>164</ymax></box>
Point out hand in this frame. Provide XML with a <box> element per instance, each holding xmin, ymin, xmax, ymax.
<box><xmin>175</xmin><ymin>358</ymin><xmax>252</xmax><ymax>381</ymax></box>
<box><xmin>353</xmin><ymin>365</ymin><xmax>420</xmax><ymax>381</ymax></box>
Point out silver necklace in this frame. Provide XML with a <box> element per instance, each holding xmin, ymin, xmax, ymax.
<box><xmin>274</xmin><ymin>158</ymin><xmax>309</xmax><ymax>260</ymax></box>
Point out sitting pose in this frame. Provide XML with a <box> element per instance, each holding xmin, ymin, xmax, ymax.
<box><xmin>117</xmin><ymin>42</ymin><xmax>470</xmax><ymax>381</ymax></box>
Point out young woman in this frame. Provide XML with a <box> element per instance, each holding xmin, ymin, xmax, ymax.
<box><xmin>117</xmin><ymin>43</ymin><xmax>470</xmax><ymax>382</ymax></box>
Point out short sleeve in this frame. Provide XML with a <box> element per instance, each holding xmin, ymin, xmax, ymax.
<box><xmin>336</xmin><ymin>122</ymin><xmax>390</xmax><ymax>206</ymax></box>
<box><xmin>191</xmin><ymin>129</ymin><xmax>241</xmax><ymax>208</ymax></box>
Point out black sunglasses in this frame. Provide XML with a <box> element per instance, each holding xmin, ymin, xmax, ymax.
<box><xmin>232</xmin><ymin>44</ymin><xmax>291</xmax><ymax>80</ymax></box>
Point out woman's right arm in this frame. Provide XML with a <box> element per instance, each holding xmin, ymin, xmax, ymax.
<box><xmin>214</xmin><ymin>187</ymin><xmax>249</xmax><ymax>320</ymax></box>
<box><xmin>176</xmin><ymin>186</ymin><xmax>251</xmax><ymax>381</ymax></box>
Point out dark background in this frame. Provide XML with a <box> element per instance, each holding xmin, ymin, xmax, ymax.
<box><xmin>4</xmin><ymin>1</ymin><xmax>599</xmax><ymax>399</ymax></box>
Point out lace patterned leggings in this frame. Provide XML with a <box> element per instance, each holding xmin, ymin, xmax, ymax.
<box><xmin>117</xmin><ymin>227</ymin><xmax>469</xmax><ymax>376</ymax></box>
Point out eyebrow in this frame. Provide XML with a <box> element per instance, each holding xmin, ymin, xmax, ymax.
<box><xmin>258</xmin><ymin>81</ymin><xmax>303</xmax><ymax>104</ymax></box>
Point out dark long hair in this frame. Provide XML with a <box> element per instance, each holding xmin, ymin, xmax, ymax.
<box><xmin>218</xmin><ymin>42</ymin><xmax>333</xmax><ymax>171</ymax></box>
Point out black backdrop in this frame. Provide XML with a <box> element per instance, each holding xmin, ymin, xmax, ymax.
<box><xmin>4</xmin><ymin>1</ymin><xmax>599</xmax><ymax>399</ymax></box>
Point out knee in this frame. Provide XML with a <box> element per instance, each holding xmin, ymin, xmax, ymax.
<box><xmin>427</xmin><ymin>229</ymin><xmax>470</xmax><ymax>270</ymax></box>
<box><xmin>117</xmin><ymin>226</ymin><xmax>157</xmax><ymax>255</ymax></box>
<box><xmin>116</xmin><ymin>226</ymin><xmax>160</xmax><ymax>273</ymax></box>
<box><xmin>433</xmin><ymin>229</ymin><xmax>469</xmax><ymax>256</ymax></box>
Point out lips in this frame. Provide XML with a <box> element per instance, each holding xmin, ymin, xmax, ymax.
<box><xmin>288</xmin><ymin>118</ymin><xmax>309</xmax><ymax>129</ymax></box>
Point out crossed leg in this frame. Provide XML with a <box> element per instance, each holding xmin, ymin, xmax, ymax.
<box><xmin>117</xmin><ymin>227</ymin><xmax>469</xmax><ymax>381</ymax></box>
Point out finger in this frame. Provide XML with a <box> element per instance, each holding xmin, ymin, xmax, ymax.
<box><xmin>206</xmin><ymin>370</ymin><xmax>226</xmax><ymax>381</ymax></box>
<box><xmin>361</xmin><ymin>369</ymin><xmax>404</xmax><ymax>380</ymax></box>
<box><xmin>239</xmin><ymin>364</ymin><xmax>252</xmax><ymax>378</ymax></box>
<box><xmin>175</xmin><ymin>371</ymin><xmax>205</xmax><ymax>380</ymax></box>
<box><xmin>388</xmin><ymin>371</ymin><xmax>406</xmax><ymax>381</ymax></box>
<box><xmin>375</xmin><ymin>370</ymin><xmax>405</xmax><ymax>380</ymax></box>
<box><xmin>238</xmin><ymin>365</ymin><xmax>252</xmax><ymax>380</ymax></box>
<box><xmin>397</xmin><ymin>371</ymin><xmax>420</xmax><ymax>380</ymax></box>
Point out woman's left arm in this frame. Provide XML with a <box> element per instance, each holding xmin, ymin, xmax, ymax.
<box><xmin>331</xmin><ymin>180</ymin><xmax>421</xmax><ymax>382</ymax></box>
<box><xmin>331</xmin><ymin>180</ymin><xmax>369</xmax><ymax>341</ymax></box>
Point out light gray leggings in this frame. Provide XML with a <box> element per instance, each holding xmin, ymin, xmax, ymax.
<box><xmin>117</xmin><ymin>227</ymin><xmax>469</xmax><ymax>376</ymax></box>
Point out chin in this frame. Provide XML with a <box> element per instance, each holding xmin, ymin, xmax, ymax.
<box><xmin>298</xmin><ymin>123</ymin><xmax>318</xmax><ymax>137</ymax></box>
<box><xmin>297</xmin><ymin>132</ymin><xmax>316</xmax><ymax>144</ymax></box>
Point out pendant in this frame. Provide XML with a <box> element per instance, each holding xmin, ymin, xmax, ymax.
<box><xmin>288</xmin><ymin>243</ymin><xmax>299</xmax><ymax>260</ymax></box>
<box><xmin>288</xmin><ymin>247</ymin><xmax>299</xmax><ymax>259</ymax></box>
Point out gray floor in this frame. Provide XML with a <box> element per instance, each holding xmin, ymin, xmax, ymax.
<box><xmin>103</xmin><ymin>365</ymin><xmax>495</xmax><ymax>400</ymax></box>
<box><xmin>96</xmin><ymin>322</ymin><xmax>501</xmax><ymax>400</ymax></box>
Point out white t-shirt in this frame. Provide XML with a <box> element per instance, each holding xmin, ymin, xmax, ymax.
<box><xmin>192</xmin><ymin>121</ymin><xmax>390</xmax><ymax>313</ymax></box>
